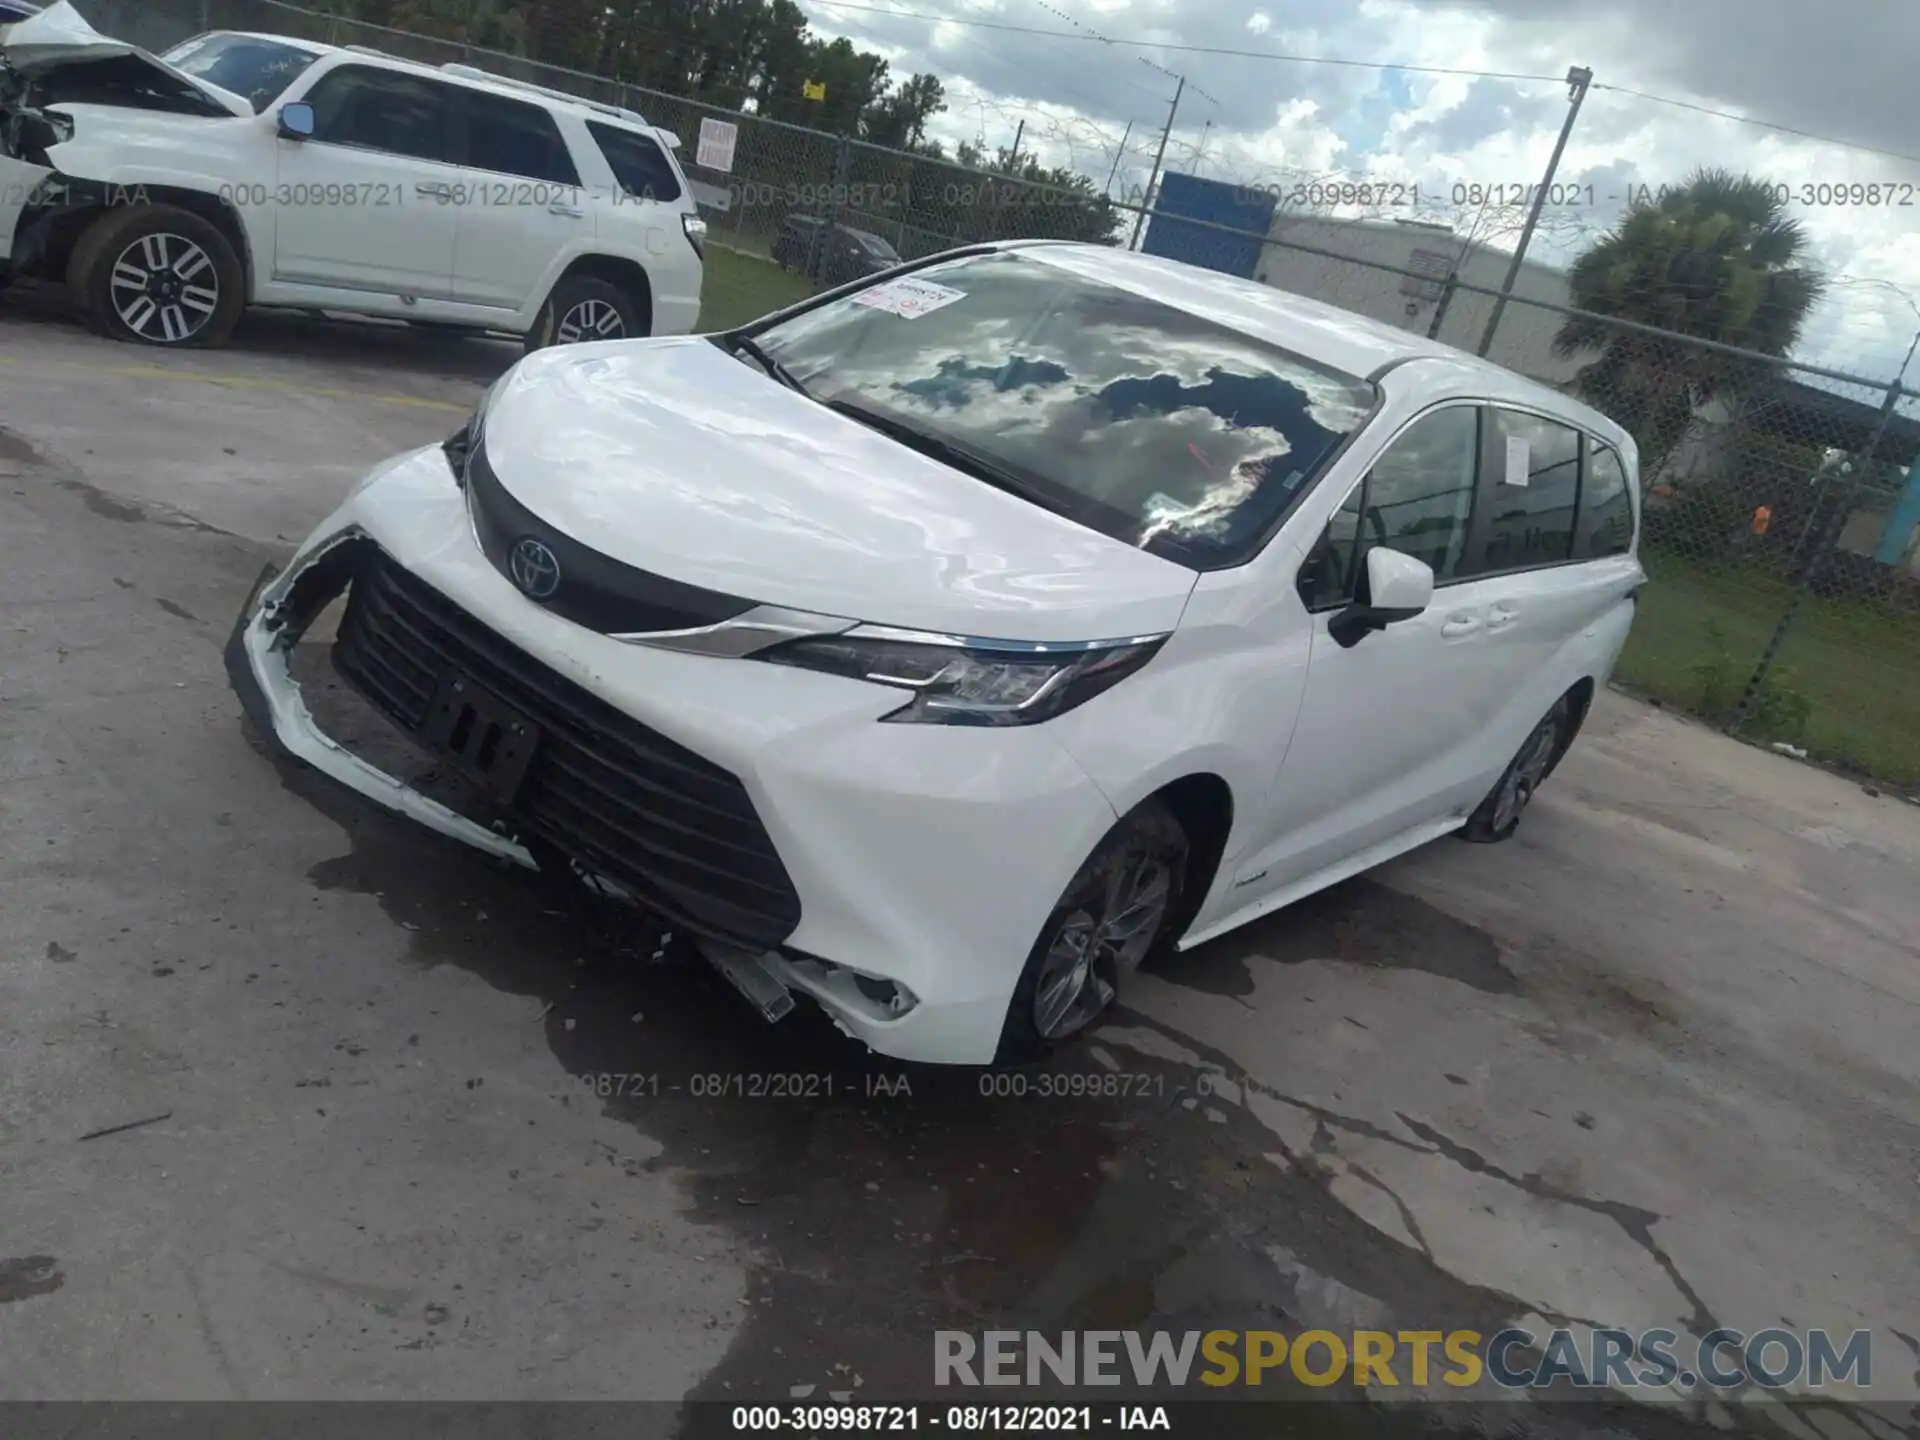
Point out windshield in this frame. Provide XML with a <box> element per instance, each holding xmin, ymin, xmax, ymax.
<box><xmin>159</xmin><ymin>34</ymin><xmax>321</xmax><ymax>111</ymax></box>
<box><xmin>754</xmin><ymin>252</ymin><xmax>1377</xmax><ymax>569</ymax></box>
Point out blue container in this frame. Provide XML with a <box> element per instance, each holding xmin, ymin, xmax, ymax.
<box><xmin>1140</xmin><ymin>172</ymin><xmax>1274</xmax><ymax>279</ymax></box>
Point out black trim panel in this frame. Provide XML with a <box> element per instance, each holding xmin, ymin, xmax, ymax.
<box><xmin>465</xmin><ymin>439</ymin><xmax>757</xmax><ymax>634</ymax></box>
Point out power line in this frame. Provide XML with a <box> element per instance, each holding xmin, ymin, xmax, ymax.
<box><xmin>800</xmin><ymin>0</ymin><xmax>1566</xmax><ymax>81</ymax></box>
<box><xmin>1590</xmin><ymin>84</ymin><xmax>1920</xmax><ymax>167</ymax></box>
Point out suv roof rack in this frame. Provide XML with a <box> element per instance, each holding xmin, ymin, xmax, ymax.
<box><xmin>343</xmin><ymin>44</ymin><xmax>395</xmax><ymax>58</ymax></box>
<box><xmin>438</xmin><ymin>61</ymin><xmax>649</xmax><ymax>126</ymax></box>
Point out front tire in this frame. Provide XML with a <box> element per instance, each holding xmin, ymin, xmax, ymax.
<box><xmin>1461</xmin><ymin>693</ymin><xmax>1575</xmax><ymax>843</ymax></box>
<box><xmin>997</xmin><ymin>801</ymin><xmax>1187</xmax><ymax>1065</ymax></box>
<box><xmin>70</xmin><ymin>204</ymin><xmax>244</xmax><ymax>348</ymax></box>
<box><xmin>523</xmin><ymin>274</ymin><xmax>644</xmax><ymax>354</ymax></box>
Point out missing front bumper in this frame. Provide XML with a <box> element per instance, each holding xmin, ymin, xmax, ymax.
<box><xmin>223</xmin><ymin>531</ymin><xmax>537</xmax><ymax>869</ymax></box>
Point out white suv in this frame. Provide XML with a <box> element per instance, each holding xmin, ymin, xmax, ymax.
<box><xmin>228</xmin><ymin>241</ymin><xmax>1644</xmax><ymax>1067</ymax></box>
<box><xmin>0</xmin><ymin>2</ymin><xmax>704</xmax><ymax>348</ymax></box>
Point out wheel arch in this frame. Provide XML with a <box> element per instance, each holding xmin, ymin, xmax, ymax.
<box><xmin>549</xmin><ymin>254</ymin><xmax>654</xmax><ymax>334</ymax></box>
<box><xmin>1542</xmin><ymin>675</ymin><xmax>1597</xmax><ymax>781</ymax></box>
<box><xmin>1138</xmin><ymin>772</ymin><xmax>1236</xmax><ymax>947</ymax></box>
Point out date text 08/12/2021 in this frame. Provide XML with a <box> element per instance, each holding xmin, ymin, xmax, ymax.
<box><xmin>572</xmin><ymin>1071</ymin><xmax>1170</xmax><ymax>1100</ymax></box>
<box><xmin>725</xmin><ymin>1403</ymin><xmax>1174</xmax><ymax>1432</ymax></box>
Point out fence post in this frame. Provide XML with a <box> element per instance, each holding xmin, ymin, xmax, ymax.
<box><xmin>1425</xmin><ymin>271</ymin><xmax>1458</xmax><ymax>341</ymax></box>
<box><xmin>803</xmin><ymin>134</ymin><xmax>850</xmax><ymax>292</ymax></box>
<box><xmin>1732</xmin><ymin>381</ymin><xmax>1904</xmax><ymax>730</ymax></box>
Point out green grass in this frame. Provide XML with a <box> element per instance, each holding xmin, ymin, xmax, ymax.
<box><xmin>1617</xmin><ymin>549</ymin><xmax>1920</xmax><ymax>787</ymax></box>
<box><xmin>696</xmin><ymin>245</ymin><xmax>813</xmax><ymax>331</ymax></box>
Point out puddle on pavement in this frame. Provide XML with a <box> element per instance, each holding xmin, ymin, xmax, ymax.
<box><xmin>1159</xmin><ymin>876</ymin><xmax>1518</xmax><ymax>1000</ymax></box>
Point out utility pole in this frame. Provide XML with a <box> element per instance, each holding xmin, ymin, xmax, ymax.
<box><xmin>1102</xmin><ymin>120</ymin><xmax>1134</xmax><ymax>200</ymax></box>
<box><xmin>1129</xmin><ymin>74</ymin><xmax>1184</xmax><ymax>252</ymax></box>
<box><xmin>1007</xmin><ymin>118</ymin><xmax>1025</xmax><ymax>170</ymax></box>
<box><xmin>1475</xmin><ymin>65</ymin><xmax>1591</xmax><ymax>358</ymax></box>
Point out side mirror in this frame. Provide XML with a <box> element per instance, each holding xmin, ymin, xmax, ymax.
<box><xmin>1327</xmin><ymin>547</ymin><xmax>1434</xmax><ymax>649</ymax></box>
<box><xmin>277</xmin><ymin>102</ymin><xmax>315</xmax><ymax>140</ymax></box>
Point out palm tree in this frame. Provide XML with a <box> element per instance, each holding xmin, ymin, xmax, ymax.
<box><xmin>1552</xmin><ymin>167</ymin><xmax>1827</xmax><ymax>474</ymax></box>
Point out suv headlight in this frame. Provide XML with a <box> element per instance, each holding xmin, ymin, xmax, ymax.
<box><xmin>760</xmin><ymin>627</ymin><xmax>1166</xmax><ymax>726</ymax></box>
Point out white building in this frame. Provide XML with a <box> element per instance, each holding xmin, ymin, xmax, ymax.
<box><xmin>1254</xmin><ymin>216</ymin><xmax>1582</xmax><ymax>388</ymax></box>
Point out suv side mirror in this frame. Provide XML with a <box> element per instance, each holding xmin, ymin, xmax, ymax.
<box><xmin>277</xmin><ymin>102</ymin><xmax>315</xmax><ymax>140</ymax></box>
<box><xmin>1327</xmin><ymin>546</ymin><xmax>1434</xmax><ymax>649</ymax></box>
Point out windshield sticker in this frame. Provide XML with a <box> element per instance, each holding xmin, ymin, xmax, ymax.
<box><xmin>852</xmin><ymin>278</ymin><xmax>967</xmax><ymax>319</ymax></box>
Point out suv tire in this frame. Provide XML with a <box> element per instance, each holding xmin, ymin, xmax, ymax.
<box><xmin>70</xmin><ymin>204</ymin><xmax>245</xmax><ymax>348</ymax></box>
<box><xmin>525</xmin><ymin>274</ymin><xmax>645</xmax><ymax>353</ymax></box>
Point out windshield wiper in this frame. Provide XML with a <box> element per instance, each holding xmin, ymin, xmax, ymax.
<box><xmin>824</xmin><ymin>396</ymin><xmax>1054</xmax><ymax>510</ymax></box>
<box><xmin>726</xmin><ymin>334</ymin><xmax>808</xmax><ymax>396</ymax></box>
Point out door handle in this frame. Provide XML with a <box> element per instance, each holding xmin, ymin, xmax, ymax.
<box><xmin>415</xmin><ymin>181</ymin><xmax>450</xmax><ymax>198</ymax></box>
<box><xmin>1441</xmin><ymin>614</ymin><xmax>1482</xmax><ymax>638</ymax></box>
<box><xmin>548</xmin><ymin>202</ymin><xmax>584</xmax><ymax>218</ymax></box>
<box><xmin>1487</xmin><ymin>603</ymin><xmax>1518</xmax><ymax>629</ymax></box>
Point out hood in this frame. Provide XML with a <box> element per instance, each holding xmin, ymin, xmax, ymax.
<box><xmin>1</xmin><ymin>2</ymin><xmax>251</xmax><ymax>116</ymax></box>
<box><xmin>482</xmin><ymin>339</ymin><xmax>1199</xmax><ymax>644</ymax></box>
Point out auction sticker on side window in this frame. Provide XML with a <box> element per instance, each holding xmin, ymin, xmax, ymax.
<box><xmin>852</xmin><ymin>278</ymin><xmax>966</xmax><ymax>319</ymax></box>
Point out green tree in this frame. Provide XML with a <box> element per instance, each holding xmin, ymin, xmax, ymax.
<box><xmin>860</xmin><ymin>72</ymin><xmax>945</xmax><ymax>149</ymax></box>
<box><xmin>1552</xmin><ymin>167</ymin><xmax>1828</xmax><ymax>475</ymax></box>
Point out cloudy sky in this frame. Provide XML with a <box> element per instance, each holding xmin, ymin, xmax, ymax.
<box><xmin>802</xmin><ymin>0</ymin><xmax>1920</xmax><ymax>388</ymax></box>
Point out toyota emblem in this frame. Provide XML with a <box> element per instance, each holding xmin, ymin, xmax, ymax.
<box><xmin>509</xmin><ymin>536</ymin><xmax>561</xmax><ymax>599</ymax></box>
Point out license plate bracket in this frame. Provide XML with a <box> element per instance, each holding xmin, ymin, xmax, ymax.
<box><xmin>420</xmin><ymin>671</ymin><xmax>541</xmax><ymax>804</ymax></box>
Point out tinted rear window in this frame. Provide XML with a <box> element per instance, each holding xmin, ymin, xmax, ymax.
<box><xmin>588</xmin><ymin>120</ymin><xmax>682</xmax><ymax>202</ymax></box>
<box><xmin>462</xmin><ymin>89</ymin><xmax>579</xmax><ymax>185</ymax></box>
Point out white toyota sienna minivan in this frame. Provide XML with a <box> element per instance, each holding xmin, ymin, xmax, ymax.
<box><xmin>228</xmin><ymin>240</ymin><xmax>1644</xmax><ymax>1066</ymax></box>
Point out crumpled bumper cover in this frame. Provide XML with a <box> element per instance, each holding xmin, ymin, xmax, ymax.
<box><xmin>224</xmin><ymin>447</ymin><xmax>1124</xmax><ymax>1065</ymax></box>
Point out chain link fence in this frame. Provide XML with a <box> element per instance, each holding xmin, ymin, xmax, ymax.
<box><xmin>52</xmin><ymin>0</ymin><xmax>1920</xmax><ymax>791</ymax></box>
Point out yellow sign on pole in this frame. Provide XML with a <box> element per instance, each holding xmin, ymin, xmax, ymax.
<box><xmin>802</xmin><ymin>79</ymin><xmax>827</xmax><ymax>101</ymax></box>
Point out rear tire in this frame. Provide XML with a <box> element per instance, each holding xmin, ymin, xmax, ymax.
<box><xmin>996</xmin><ymin>801</ymin><xmax>1187</xmax><ymax>1065</ymax></box>
<box><xmin>1460</xmin><ymin>693</ymin><xmax>1575</xmax><ymax>843</ymax></box>
<box><xmin>70</xmin><ymin>204</ymin><xmax>244</xmax><ymax>347</ymax></box>
<box><xmin>523</xmin><ymin>274</ymin><xmax>644</xmax><ymax>354</ymax></box>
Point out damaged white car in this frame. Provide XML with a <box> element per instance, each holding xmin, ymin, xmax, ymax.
<box><xmin>0</xmin><ymin>2</ymin><xmax>702</xmax><ymax>347</ymax></box>
<box><xmin>227</xmin><ymin>242</ymin><xmax>1643</xmax><ymax>1066</ymax></box>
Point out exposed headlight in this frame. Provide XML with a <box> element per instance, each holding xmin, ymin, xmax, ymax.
<box><xmin>760</xmin><ymin>627</ymin><xmax>1166</xmax><ymax>726</ymax></box>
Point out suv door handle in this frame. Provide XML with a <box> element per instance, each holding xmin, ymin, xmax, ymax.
<box><xmin>548</xmin><ymin>202</ymin><xmax>584</xmax><ymax>218</ymax></box>
<box><xmin>1487</xmin><ymin>603</ymin><xmax>1519</xmax><ymax>629</ymax></box>
<box><xmin>1441</xmin><ymin>613</ymin><xmax>1482</xmax><ymax>638</ymax></box>
<box><xmin>415</xmin><ymin>182</ymin><xmax>450</xmax><ymax>198</ymax></box>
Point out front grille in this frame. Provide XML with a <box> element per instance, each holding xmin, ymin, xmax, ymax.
<box><xmin>333</xmin><ymin>546</ymin><xmax>801</xmax><ymax>947</ymax></box>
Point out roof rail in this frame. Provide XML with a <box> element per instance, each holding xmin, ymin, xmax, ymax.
<box><xmin>438</xmin><ymin>61</ymin><xmax>649</xmax><ymax>126</ymax></box>
<box><xmin>343</xmin><ymin>44</ymin><xmax>394</xmax><ymax>58</ymax></box>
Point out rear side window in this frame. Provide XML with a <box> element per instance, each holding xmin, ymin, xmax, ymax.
<box><xmin>461</xmin><ymin>90</ymin><xmax>580</xmax><ymax>185</ymax></box>
<box><xmin>588</xmin><ymin>121</ymin><xmax>682</xmax><ymax>202</ymax></box>
<box><xmin>1472</xmin><ymin>408</ymin><xmax>1580</xmax><ymax>574</ymax></box>
<box><xmin>1575</xmin><ymin>441</ymin><xmax>1635</xmax><ymax>558</ymax></box>
<box><xmin>304</xmin><ymin>65</ymin><xmax>456</xmax><ymax>163</ymax></box>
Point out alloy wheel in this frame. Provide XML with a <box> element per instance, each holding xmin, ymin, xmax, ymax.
<box><xmin>555</xmin><ymin>299</ymin><xmax>626</xmax><ymax>344</ymax></box>
<box><xmin>1031</xmin><ymin>849</ymin><xmax>1174</xmax><ymax>1040</ymax></box>
<box><xmin>108</xmin><ymin>233</ymin><xmax>220</xmax><ymax>344</ymax></box>
<box><xmin>1491</xmin><ymin>712</ymin><xmax>1562</xmax><ymax>832</ymax></box>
